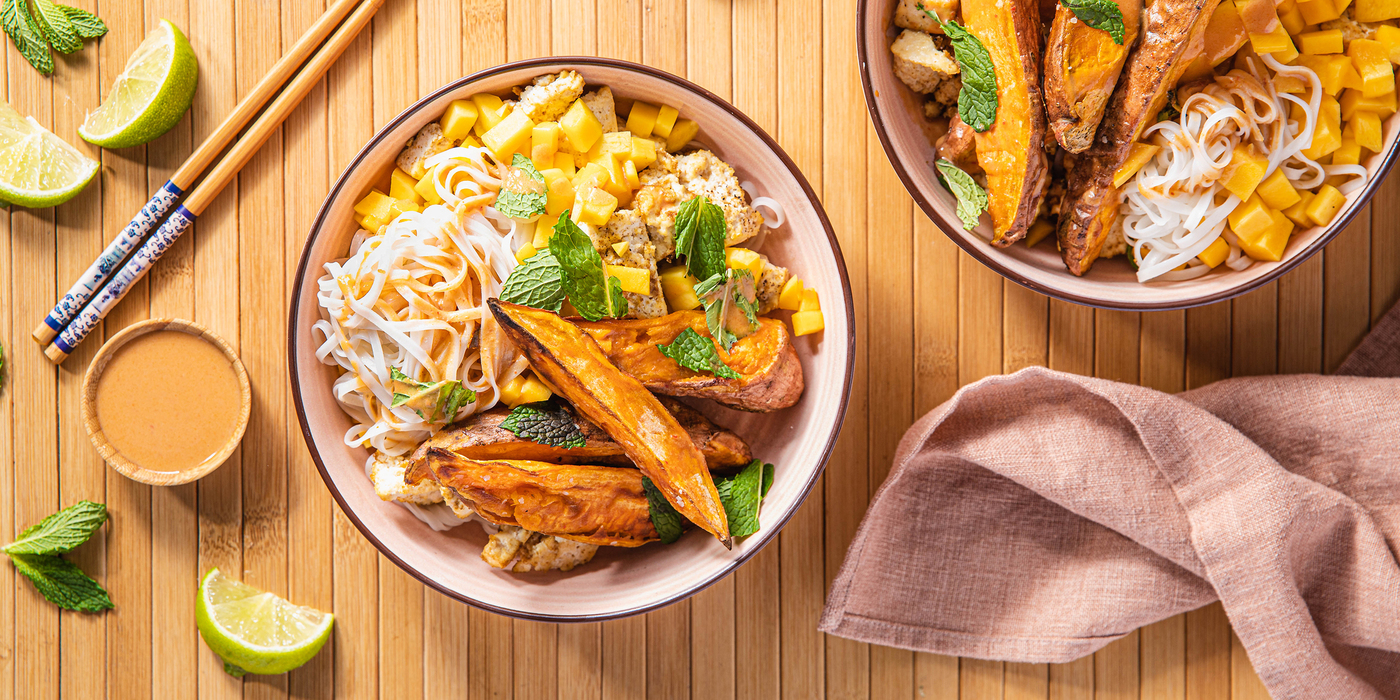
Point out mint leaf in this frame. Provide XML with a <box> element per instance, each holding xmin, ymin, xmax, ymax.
<box><xmin>761</xmin><ymin>462</ymin><xmax>774</xmax><ymax>498</ymax></box>
<box><xmin>388</xmin><ymin>368</ymin><xmax>471</xmax><ymax>421</ymax></box>
<box><xmin>57</xmin><ymin>4</ymin><xmax>105</xmax><ymax>38</ymax></box>
<box><xmin>442</xmin><ymin>384</ymin><xmax>474</xmax><ymax>422</ymax></box>
<box><xmin>940</xmin><ymin>19</ymin><xmax>998</xmax><ymax>132</ymax></box>
<box><xmin>499</xmin><ymin>399</ymin><xmax>586</xmax><ymax>449</ymax></box>
<box><xmin>674</xmin><ymin>196</ymin><xmax>727</xmax><ymax>282</ymax></box>
<box><xmin>1060</xmin><ymin>0</ymin><xmax>1126</xmax><ymax>44</ymax></box>
<box><xmin>4</xmin><ymin>501</ymin><xmax>107</xmax><ymax>555</ymax></box>
<box><xmin>499</xmin><ymin>248</ymin><xmax>565</xmax><ymax>312</ymax></box>
<box><xmin>715</xmin><ymin>460</ymin><xmax>768</xmax><ymax>538</ymax></box>
<box><xmin>642</xmin><ymin>477</ymin><xmax>685</xmax><ymax>544</ymax></box>
<box><xmin>935</xmin><ymin>159</ymin><xmax>988</xmax><ymax>230</ymax></box>
<box><xmin>698</xmin><ymin>268</ymin><xmax>759</xmax><ymax>351</ymax></box>
<box><xmin>10</xmin><ymin>552</ymin><xmax>112</xmax><ymax>612</ymax></box>
<box><xmin>2</xmin><ymin>0</ymin><xmax>52</xmax><ymax>74</ymax></box>
<box><xmin>495</xmin><ymin>153</ymin><xmax>547</xmax><ymax>219</ymax></box>
<box><xmin>549</xmin><ymin>212</ymin><xmax>625</xmax><ymax>321</ymax></box>
<box><xmin>32</xmin><ymin>0</ymin><xmax>80</xmax><ymax>54</ymax></box>
<box><xmin>657</xmin><ymin>327</ymin><xmax>741</xmax><ymax>379</ymax></box>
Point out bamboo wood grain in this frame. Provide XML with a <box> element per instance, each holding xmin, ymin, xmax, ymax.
<box><xmin>0</xmin><ymin>41</ymin><xmax>13</xmax><ymax>700</ymax></box>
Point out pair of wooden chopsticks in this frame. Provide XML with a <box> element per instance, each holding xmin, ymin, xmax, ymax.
<box><xmin>34</xmin><ymin>0</ymin><xmax>386</xmax><ymax>364</ymax></box>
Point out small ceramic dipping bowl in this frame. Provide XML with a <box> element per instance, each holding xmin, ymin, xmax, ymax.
<box><xmin>81</xmin><ymin>318</ymin><xmax>251</xmax><ymax>486</ymax></box>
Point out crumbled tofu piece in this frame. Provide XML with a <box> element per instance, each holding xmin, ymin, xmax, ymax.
<box><xmin>370</xmin><ymin>452</ymin><xmax>443</xmax><ymax>505</ymax></box>
<box><xmin>894</xmin><ymin>0</ymin><xmax>958</xmax><ymax>32</ymax></box>
<box><xmin>598</xmin><ymin>210</ymin><xmax>668</xmax><ymax>318</ymax></box>
<box><xmin>439</xmin><ymin>485</ymin><xmax>476</xmax><ymax>519</ymax></box>
<box><xmin>1321</xmin><ymin>10</ymin><xmax>1379</xmax><ymax>42</ymax></box>
<box><xmin>582</xmin><ymin>87</ymin><xmax>618</xmax><ymax>133</ymax></box>
<box><xmin>515</xmin><ymin>70</ymin><xmax>586</xmax><ymax>122</ymax></box>
<box><xmin>482</xmin><ymin>525</ymin><xmax>599</xmax><ymax>572</ymax></box>
<box><xmin>924</xmin><ymin>76</ymin><xmax>962</xmax><ymax>118</ymax></box>
<box><xmin>1100</xmin><ymin>224</ymin><xmax>1128</xmax><ymax>259</ymax></box>
<box><xmin>396</xmin><ymin>122</ymin><xmax>455</xmax><ymax>179</ymax></box>
<box><xmin>674</xmin><ymin>150</ymin><xmax>764</xmax><ymax>246</ymax></box>
<box><xmin>891</xmin><ymin>30</ymin><xmax>960</xmax><ymax>95</ymax></box>
<box><xmin>632</xmin><ymin>169</ymin><xmax>686</xmax><ymax>258</ymax></box>
<box><xmin>755</xmin><ymin>256</ymin><xmax>789</xmax><ymax>314</ymax></box>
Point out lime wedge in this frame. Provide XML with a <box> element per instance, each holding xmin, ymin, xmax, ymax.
<box><xmin>0</xmin><ymin>100</ymin><xmax>99</xmax><ymax>208</ymax></box>
<box><xmin>78</xmin><ymin>19</ymin><xmax>197</xmax><ymax>149</ymax></box>
<box><xmin>195</xmin><ymin>568</ymin><xmax>333</xmax><ymax>677</ymax></box>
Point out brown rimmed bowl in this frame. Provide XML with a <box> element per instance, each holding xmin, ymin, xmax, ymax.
<box><xmin>81</xmin><ymin>318</ymin><xmax>251</xmax><ymax>486</ymax></box>
<box><xmin>859</xmin><ymin>0</ymin><xmax>1400</xmax><ymax>310</ymax></box>
<box><xmin>289</xmin><ymin>57</ymin><xmax>854</xmax><ymax>621</ymax></box>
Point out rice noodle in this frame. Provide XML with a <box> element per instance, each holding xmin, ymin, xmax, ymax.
<box><xmin>313</xmin><ymin>145</ymin><xmax>527</xmax><ymax>456</ymax></box>
<box><xmin>1116</xmin><ymin>56</ymin><xmax>1367</xmax><ymax>282</ymax></box>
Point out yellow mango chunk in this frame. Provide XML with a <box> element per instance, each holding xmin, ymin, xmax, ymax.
<box><xmin>572</xmin><ymin>186</ymin><xmax>618</xmax><ymax>226</ymax></box>
<box><xmin>1223</xmin><ymin>144</ymin><xmax>1269</xmax><ymax>200</ymax></box>
<box><xmin>1228</xmin><ymin>194</ymin><xmax>1275</xmax><ymax>240</ymax></box>
<box><xmin>1024</xmin><ymin>218</ymin><xmax>1056</xmax><ymax>247</ymax></box>
<box><xmin>354</xmin><ymin>189</ymin><xmax>395</xmax><ymax>219</ymax></box>
<box><xmin>1341</xmin><ymin>88</ymin><xmax>1398</xmax><ymax>119</ymax></box>
<box><xmin>1356</xmin><ymin>0</ymin><xmax>1400</xmax><ymax>21</ymax></box>
<box><xmin>1236</xmin><ymin>208</ymin><xmax>1294</xmax><ymax>262</ymax></box>
<box><xmin>1376</xmin><ymin>23</ymin><xmax>1400</xmax><ymax>62</ymax></box>
<box><xmin>540</xmin><ymin>168</ymin><xmax>576</xmax><ymax>216</ymax></box>
<box><xmin>440</xmin><ymin>99</ymin><xmax>479</xmax><ymax>141</ymax></box>
<box><xmin>800</xmin><ymin>288</ymin><xmax>821</xmax><ymax>312</ymax></box>
<box><xmin>1113</xmin><ymin>142</ymin><xmax>1162</xmax><ymax>188</ymax></box>
<box><xmin>515</xmin><ymin>244</ymin><xmax>538</xmax><ymax>264</ymax></box>
<box><xmin>626</xmin><ymin>102</ymin><xmax>660</xmax><ymax>137</ymax></box>
<box><xmin>1305</xmin><ymin>184</ymin><xmax>1346</xmax><ymax>225</ymax></box>
<box><xmin>390</xmin><ymin>168</ymin><xmax>423</xmax><ymax>204</ymax></box>
<box><xmin>1275</xmin><ymin>74</ymin><xmax>1309</xmax><ymax>93</ymax></box>
<box><xmin>1256</xmin><ymin>169</ymin><xmax>1302</xmax><ymax>210</ymax></box>
<box><xmin>531</xmin><ymin>122</ymin><xmax>562</xmax><ymax>169</ymax></box>
<box><xmin>415</xmin><ymin>172</ymin><xmax>443</xmax><ymax>206</ymax></box>
<box><xmin>624</xmin><ymin>159</ymin><xmax>641</xmax><ymax>189</ymax></box>
<box><xmin>1236</xmin><ymin>0</ymin><xmax>1281</xmax><ymax>32</ymax></box>
<box><xmin>605</xmin><ymin>264</ymin><xmax>652</xmax><ymax>294</ymax></box>
<box><xmin>1350</xmin><ymin>110</ymin><xmax>1385</xmax><ymax>151</ymax></box>
<box><xmin>1295</xmin><ymin>55</ymin><xmax>1345</xmax><ymax>95</ymax></box>
<box><xmin>612</xmin><ymin>242</ymin><xmax>630</xmax><ymax>257</ymax></box>
<box><xmin>1198</xmin><ymin>237</ymin><xmax>1231</xmax><ymax>267</ymax></box>
<box><xmin>1349</xmin><ymin>40</ymin><xmax>1396</xmax><ymax>97</ymax></box>
<box><xmin>1298</xmin><ymin>28</ymin><xmax>1344</xmax><ymax>54</ymax></box>
<box><xmin>551</xmin><ymin>152</ymin><xmax>577</xmax><ymax>177</ymax></box>
<box><xmin>1249</xmin><ymin>25</ymin><xmax>1297</xmax><ymax>60</ymax></box>
<box><xmin>776</xmin><ymin>277</ymin><xmax>805</xmax><ymax>311</ymax></box>
<box><xmin>533</xmin><ymin>214</ymin><xmax>560</xmax><ymax>249</ymax></box>
<box><xmin>1203</xmin><ymin>0</ymin><xmax>1250</xmax><ymax>66</ymax></box>
<box><xmin>1278</xmin><ymin>1</ymin><xmax>1308</xmax><ymax>34</ymax></box>
<box><xmin>470</xmin><ymin>93</ymin><xmax>507</xmax><ymax>136</ymax></box>
<box><xmin>1333</xmin><ymin>137</ymin><xmax>1363</xmax><ymax>165</ymax></box>
<box><xmin>1298</xmin><ymin>0</ymin><xmax>1341</xmax><ymax>24</ymax></box>
<box><xmin>666</xmin><ymin>119</ymin><xmax>700</xmax><ymax>152</ymax></box>
<box><xmin>482</xmin><ymin>110</ymin><xmax>535</xmax><ymax>160</ymax></box>
<box><xmin>1283</xmin><ymin>190</ymin><xmax>1316</xmax><ymax>226</ymax></box>
<box><xmin>518</xmin><ymin>375</ymin><xmax>553</xmax><ymax>405</ymax></box>
<box><xmin>631</xmin><ymin>136</ymin><xmax>658</xmax><ymax>170</ymax></box>
<box><xmin>790</xmin><ymin>311</ymin><xmax>825</xmax><ymax>337</ymax></box>
<box><xmin>560</xmin><ymin>99</ymin><xmax>604</xmax><ymax>153</ymax></box>
<box><xmin>572</xmin><ymin>162</ymin><xmax>610</xmax><ymax>191</ymax></box>
<box><xmin>387</xmin><ymin>199</ymin><xmax>421</xmax><ymax>220</ymax></box>
<box><xmin>358</xmin><ymin>214</ymin><xmax>384</xmax><ymax>232</ymax></box>
<box><xmin>726</xmin><ymin>247</ymin><xmax>765</xmax><ymax>279</ymax></box>
<box><xmin>1301</xmin><ymin>108</ymin><xmax>1343</xmax><ymax>159</ymax></box>
<box><xmin>654</xmin><ymin>105</ymin><xmax>680</xmax><ymax>138</ymax></box>
<box><xmin>660</xmin><ymin>265</ymin><xmax>702</xmax><ymax>310</ymax></box>
<box><xmin>1179</xmin><ymin>56</ymin><xmax>1217</xmax><ymax>84</ymax></box>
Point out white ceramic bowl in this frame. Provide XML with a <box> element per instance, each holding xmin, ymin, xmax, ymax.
<box><xmin>289</xmin><ymin>58</ymin><xmax>853</xmax><ymax>620</ymax></box>
<box><xmin>859</xmin><ymin>0</ymin><xmax>1400</xmax><ymax>309</ymax></box>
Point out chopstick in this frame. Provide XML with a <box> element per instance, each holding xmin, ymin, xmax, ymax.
<box><xmin>42</xmin><ymin>0</ymin><xmax>387</xmax><ymax>364</ymax></box>
<box><xmin>32</xmin><ymin>0</ymin><xmax>369</xmax><ymax>347</ymax></box>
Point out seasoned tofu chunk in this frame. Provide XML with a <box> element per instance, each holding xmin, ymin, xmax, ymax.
<box><xmin>482</xmin><ymin>525</ymin><xmax>599</xmax><ymax>572</ymax></box>
<box><xmin>396</xmin><ymin>122</ymin><xmax>455</xmax><ymax>179</ymax></box>
<box><xmin>891</xmin><ymin>30</ymin><xmax>960</xmax><ymax>95</ymax></box>
<box><xmin>894</xmin><ymin>0</ymin><xmax>958</xmax><ymax>32</ymax></box>
<box><xmin>675</xmin><ymin>150</ymin><xmax>763</xmax><ymax>246</ymax></box>
<box><xmin>755</xmin><ymin>256</ymin><xmax>789</xmax><ymax>314</ymax></box>
<box><xmin>369</xmin><ymin>452</ymin><xmax>443</xmax><ymax>505</ymax></box>
<box><xmin>515</xmin><ymin>70</ymin><xmax>586</xmax><ymax>122</ymax></box>
<box><xmin>582</xmin><ymin>87</ymin><xmax>619</xmax><ymax>133</ymax></box>
<box><xmin>596</xmin><ymin>210</ymin><xmax>668</xmax><ymax>318</ymax></box>
<box><xmin>1321</xmin><ymin>10</ymin><xmax>1380</xmax><ymax>42</ymax></box>
<box><xmin>633</xmin><ymin>164</ymin><xmax>687</xmax><ymax>258</ymax></box>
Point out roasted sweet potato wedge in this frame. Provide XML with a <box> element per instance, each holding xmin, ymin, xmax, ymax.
<box><xmin>425</xmin><ymin>452</ymin><xmax>659</xmax><ymax>547</ymax></box>
<box><xmin>1057</xmin><ymin>0</ymin><xmax>1220</xmax><ymax>275</ymax></box>
<box><xmin>573</xmin><ymin>311</ymin><xmax>803</xmax><ymax>412</ymax></box>
<box><xmin>1043</xmin><ymin>0</ymin><xmax>1143</xmax><ymax>153</ymax></box>
<box><xmin>963</xmin><ymin>0</ymin><xmax>1050</xmax><ymax>245</ymax></box>
<box><xmin>488</xmin><ymin>300</ymin><xmax>731</xmax><ymax>546</ymax></box>
<box><xmin>404</xmin><ymin>398</ymin><xmax>754</xmax><ymax>488</ymax></box>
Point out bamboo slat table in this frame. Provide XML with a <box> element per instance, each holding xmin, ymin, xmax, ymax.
<box><xmin>3</xmin><ymin>0</ymin><xmax>1395</xmax><ymax>698</ymax></box>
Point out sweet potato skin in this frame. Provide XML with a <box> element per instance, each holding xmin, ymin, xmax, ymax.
<box><xmin>1043</xmin><ymin>0</ymin><xmax>1143</xmax><ymax>153</ymax></box>
<box><xmin>963</xmin><ymin>0</ymin><xmax>1050</xmax><ymax>245</ymax></box>
<box><xmin>1057</xmin><ymin>0</ymin><xmax>1220</xmax><ymax>275</ymax></box>
<box><xmin>488</xmin><ymin>300</ymin><xmax>731</xmax><ymax>546</ymax></box>
<box><xmin>425</xmin><ymin>452</ymin><xmax>660</xmax><ymax>547</ymax></box>
<box><xmin>574</xmin><ymin>311</ymin><xmax>804</xmax><ymax>412</ymax></box>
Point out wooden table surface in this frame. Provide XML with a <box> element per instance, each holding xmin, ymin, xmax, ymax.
<box><xmin>3</xmin><ymin>0</ymin><xmax>1396</xmax><ymax>698</ymax></box>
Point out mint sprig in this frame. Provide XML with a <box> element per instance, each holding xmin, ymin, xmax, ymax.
<box><xmin>499</xmin><ymin>248</ymin><xmax>565</xmax><ymax>312</ymax></box>
<box><xmin>642</xmin><ymin>477</ymin><xmax>685</xmax><ymax>544</ymax></box>
<box><xmin>1060</xmin><ymin>0</ymin><xmax>1126</xmax><ymax>45</ymax></box>
<box><xmin>935</xmin><ymin>159</ymin><xmax>988</xmax><ymax>230</ymax></box>
<box><xmin>32</xmin><ymin>0</ymin><xmax>79</xmax><ymax>54</ymax></box>
<box><xmin>937</xmin><ymin>15</ymin><xmax>999</xmax><ymax>132</ymax></box>
<box><xmin>495</xmin><ymin>153</ymin><xmax>547</xmax><ymax>219</ymax></box>
<box><xmin>5</xmin><ymin>501</ymin><xmax>112</xmax><ymax>612</ymax></box>
<box><xmin>674</xmin><ymin>196</ymin><xmax>727</xmax><ymax>282</ymax></box>
<box><xmin>657</xmin><ymin>327</ymin><xmax>741</xmax><ymax>379</ymax></box>
<box><xmin>499</xmin><ymin>399</ymin><xmax>587</xmax><ymax>449</ymax></box>
<box><xmin>2</xmin><ymin>0</ymin><xmax>52</xmax><ymax>74</ymax></box>
<box><xmin>0</xmin><ymin>0</ymin><xmax>104</xmax><ymax>73</ymax></box>
<box><xmin>646</xmin><ymin>461</ymin><xmax>775</xmax><ymax>543</ymax></box>
<box><xmin>548</xmin><ymin>212</ymin><xmax>627</xmax><ymax>321</ymax></box>
<box><xmin>59</xmin><ymin>4</ymin><xmax>105</xmax><ymax>38</ymax></box>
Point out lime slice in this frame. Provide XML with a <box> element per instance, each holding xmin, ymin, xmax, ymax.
<box><xmin>0</xmin><ymin>101</ymin><xmax>99</xmax><ymax>208</ymax></box>
<box><xmin>195</xmin><ymin>568</ymin><xmax>333</xmax><ymax>677</ymax></box>
<box><xmin>78</xmin><ymin>19</ymin><xmax>197</xmax><ymax>149</ymax></box>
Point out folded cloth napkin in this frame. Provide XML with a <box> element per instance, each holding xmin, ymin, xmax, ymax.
<box><xmin>820</xmin><ymin>302</ymin><xmax>1400</xmax><ymax>700</ymax></box>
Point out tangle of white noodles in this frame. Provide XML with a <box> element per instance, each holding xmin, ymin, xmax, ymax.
<box><xmin>312</xmin><ymin>145</ymin><xmax>528</xmax><ymax>457</ymax></box>
<box><xmin>1118</xmin><ymin>55</ymin><xmax>1367</xmax><ymax>283</ymax></box>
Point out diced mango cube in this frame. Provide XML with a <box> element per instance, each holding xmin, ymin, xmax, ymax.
<box><xmin>660</xmin><ymin>265</ymin><xmax>702</xmax><ymax>310</ymax></box>
<box><xmin>1236</xmin><ymin>0</ymin><xmax>1281</xmax><ymax>32</ymax></box>
<box><xmin>1228</xmin><ymin>194</ymin><xmax>1275</xmax><ymax>240</ymax></box>
<box><xmin>626</xmin><ymin>102</ymin><xmax>660</xmax><ymax>137</ymax></box>
<box><xmin>1333</xmin><ymin>137</ymin><xmax>1363</xmax><ymax>164</ymax></box>
<box><xmin>726</xmin><ymin>247</ymin><xmax>765</xmax><ymax>279</ymax></box>
<box><xmin>541</xmin><ymin>168</ymin><xmax>575</xmax><ymax>216</ymax></box>
<box><xmin>354</xmin><ymin>189</ymin><xmax>395</xmax><ymax>219</ymax></box>
<box><xmin>1305</xmin><ymin>184</ymin><xmax>1346</xmax><ymax>225</ymax></box>
<box><xmin>1203</xmin><ymin>0</ymin><xmax>1250</xmax><ymax>66</ymax></box>
<box><xmin>790</xmin><ymin>311</ymin><xmax>824</xmax><ymax>337</ymax></box>
<box><xmin>1025</xmin><ymin>219</ymin><xmax>1056</xmax><ymax>247</ymax></box>
<box><xmin>415</xmin><ymin>172</ymin><xmax>443</xmax><ymax>206</ymax></box>
<box><xmin>1376</xmin><ymin>23</ymin><xmax>1400</xmax><ymax>62</ymax></box>
<box><xmin>1275</xmin><ymin>74</ymin><xmax>1309</xmax><ymax>93</ymax></box>
<box><xmin>515</xmin><ymin>244</ymin><xmax>538</xmax><ymax>264</ymax></box>
<box><xmin>518</xmin><ymin>375</ymin><xmax>553</xmax><ymax>405</ymax></box>
<box><xmin>572</xmin><ymin>186</ymin><xmax>618</xmax><ymax>226</ymax></box>
<box><xmin>1283</xmin><ymin>189</ymin><xmax>1316</xmax><ymax>226</ymax></box>
<box><xmin>1256</xmin><ymin>169</ymin><xmax>1302</xmax><ymax>209</ymax></box>
<box><xmin>1349</xmin><ymin>40</ymin><xmax>1396</xmax><ymax>96</ymax></box>
<box><xmin>800</xmin><ymin>288</ymin><xmax>821</xmax><ymax>312</ymax></box>
<box><xmin>1355</xmin><ymin>0</ymin><xmax>1400</xmax><ymax>21</ymax></box>
<box><xmin>654</xmin><ymin>105</ymin><xmax>680</xmax><ymax>138</ymax></box>
<box><xmin>624</xmin><ymin>159</ymin><xmax>641</xmax><ymax>189</ymax></box>
<box><xmin>1236</xmin><ymin>208</ymin><xmax>1294</xmax><ymax>262</ymax></box>
<box><xmin>531</xmin><ymin>122</ymin><xmax>562</xmax><ymax>169</ymax></box>
<box><xmin>1341</xmin><ymin>88</ymin><xmax>1398</xmax><ymax>119</ymax></box>
<box><xmin>612</xmin><ymin>241</ymin><xmax>629</xmax><ymax>257</ymax></box>
<box><xmin>1198</xmin><ymin>237</ymin><xmax>1231</xmax><ymax>267</ymax></box>
<box><xmin>1279</xmin><ymin>1</ymin><xmax>1308</xmax><ymax>34</ymax></box>
<box><xmin>1350</xmin><ymin>110</ymin><xmax>1385</xmax><ymax>151</ymax></box>
<box><xmin>1223</xmin><ymin>144</ymin><xmax>1269</xmax><ymax>200</ymax></box>
<box><xmin>598</xmin><ymin>131</ymin><xmax>633</xmax><ymax>162</ymax></box>
<box><xmin>561</xmin><ymin>99</ymin><xmax>604</xmax><ymax>153</ymax></box>
<box><xmin>1294</xmin><ymin>55</ymin><xmax>1344</xmax><ymax>95</ymax></box>
<box><xmin>499</xmin><ymin>374</ymin><xmax>526</xmax><ymax>407</ymax></box>
<box><xmin>572</xmin><ymin>162</ymin><xmax>610</xmax><ymax>191</ymax></box>
<box><xmin>1297</xmin><ymin>0</ymin><xmax>1340</xmax><ymax>24</ymax></box>
<box><xmin>1249</xmin><ymin>25</ymin><xmax>1297</xmax><ymax>60</ymax></box>
<box><xmin>1298</xmin><ymin>28</ymin><xmax>1344</xmax><ymax>54</ymax></box>
<box><xmin>482</xmin><ymin>110</ymin><xmax>535</xmax><ymax>160</ymax></box>
<box><xmin>1113</xmin><ymin>142</ymin><xmax>1161</xmax><ymax>188</ymax></box>
<box><xmin>552</xmin><ymin>152</ymin><xmax>577</xmax><ymax>177</ymax></box>
<box><xmin>358</xmin><ymin>214</ymin><xmax>384</xmax><ymax>232</ymax></box>
<box><xmin>1179</xmin><ymin>55</ymin><xmax>1217</xmax><ymax>84</ymax></box>
<box><xmin>1301</xmin><ymin>108</ymin><xmax>1343</xmax><ymax>159</ymax></box>
<box><xmin>605</xmin><ymin>264</ymin><xmax>652</xmax><ymax>294</ymax></box>
<box><xmin>777</xmin><ymin>277</ymin><xmax>805</xmax><ymax>311</ymax></box>
<box><xmin>666</xmin><ymin>119</ymin><xmax>700</xmax><ymax>152</ymax></box>
<box><xmin>630</xmin><ymin>137</ymin><xmax>657</xmax><ymax>170</ymax></box>
<box><xmin>390</xmin><ymin>168</ymin><xmax>423</xmax><ymax>203</ymax></box>
<box><xmin>440</xmin><ymin>99</ymin><xmax>480</xmax><ymax>141</ymax></box>
<box><xmin>387</xmin><ymin>198</ymin><xmax>421</xmax><ymax>220</ymax></box>
<box><xmin>470</xmin><ymin>93</ymin><xmax>507</xmax><ymax>136</ymax></box>
<box><xmin>533</xmin><ymin>214</ymin><xmax>559</xmax><ymax>248</ymax></box>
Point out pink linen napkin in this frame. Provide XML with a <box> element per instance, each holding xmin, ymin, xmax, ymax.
<box><xmin>820</xmin><ymin>302</ymin><xmax>1400</xmax><ymax>700</ymax></box>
